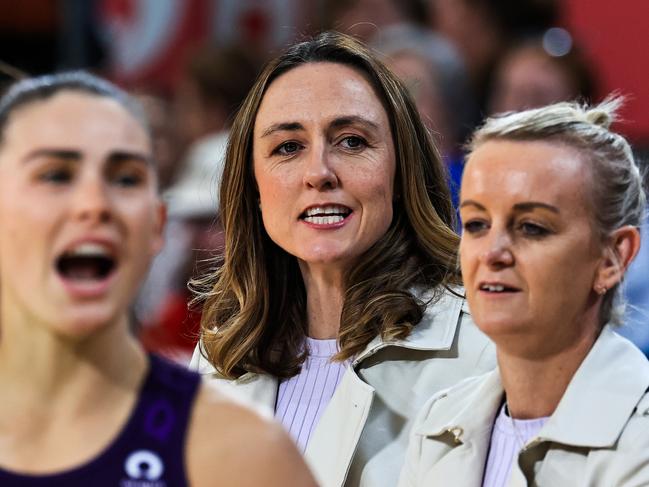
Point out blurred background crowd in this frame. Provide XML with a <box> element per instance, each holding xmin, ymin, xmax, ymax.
<box><xmin>2</xmin><ymin>0</ymin><xmax>648</xmax><ymax>360</ymax></box>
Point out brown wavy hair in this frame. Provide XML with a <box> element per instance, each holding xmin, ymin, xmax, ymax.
<box><xmin>193</xmin><ymin>31</ymin><xmax>460</xmax><ymax>379</ymax></box>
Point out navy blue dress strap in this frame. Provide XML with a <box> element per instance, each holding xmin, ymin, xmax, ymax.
<box><xmin>0</xmin><ymin>354</ymin><xmax>201</xmax><ymax>486</ymax></box>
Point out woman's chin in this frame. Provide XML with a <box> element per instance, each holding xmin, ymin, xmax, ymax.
<box><xmin>48</xmin><ymin>306</ymin><xmax>123</xmax><ymax>340</ymax></box>
<box><xmin>475</xmin><ymin>315</ymin><xmax>531</xmax><ymax>340</ymax></box>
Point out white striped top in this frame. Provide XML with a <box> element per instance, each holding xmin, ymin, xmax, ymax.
<box><xmin>275</xmin><ymin>337</ymin><xmax>348</xmax><ymax>452</ymax></box>
<box><xmin>482</xmin><ymin>404</ymin><xmax>549</xmax><ymax>487</ymax></box>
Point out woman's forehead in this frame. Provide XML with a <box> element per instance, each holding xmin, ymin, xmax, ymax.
<box><xmin>1</xmin><ymin>91</ymin><xmax>151</xmax><ymax>155</ymax></box>
<box><xmin>254</xmin><ymin>62</ymin><xmax>390</xmax><ymax>133</ymax></box>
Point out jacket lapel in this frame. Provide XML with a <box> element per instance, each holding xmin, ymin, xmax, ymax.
<box><xmin>535</xmin><ymin>327</ymin><xmax>649</xmax><ymax>449</ymax></box>
<box><xmin>304</xmin><ymin>368</ymin><xmax>375</xmax><ymax>487</ymax></box>
<box><xmin>189</xmin><ymin>345</ymin><xmax>279</xmax><ymax>412</ymax></box>
<box><xmin>414</xmin><ymin>370</ymin><xmax>503</xmax><ymax>487</ymax></box>
<box><xmin>304</xmin><ymin>288</ymin><xmax>467</xmax><ymax>487</ymax></box>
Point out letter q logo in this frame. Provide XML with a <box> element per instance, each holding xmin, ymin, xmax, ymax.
<box><xmin>124</xmin><ymin>449</ymin><xmax>164</xmax><ymax>480</ymax></box>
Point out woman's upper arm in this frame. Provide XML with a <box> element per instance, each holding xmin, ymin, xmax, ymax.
<box><xmin>185</xmin><ymin>383</ymin><xmax>317</xmax><ymax>486</ymax></box>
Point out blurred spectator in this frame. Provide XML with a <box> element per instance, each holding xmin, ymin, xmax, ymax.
<box><xmin>137</xmin><ymin>133</ymin><xmax>228</xmax><ymax>363</ymax></box>
<box><xmin>136</xmin><ymin>44</ymin><xmax>261</xmax><ymax>362</ymax></box>
<box><xmin>133</xmin><ymin>90</ymin><xmax>180</xmax><ymax>190</ymax></box>
<box><xmin>489</xmin><ymin>34</ymin><xmax>596</xmax><ymax>114</ymax></box>
<box><xmin>426</xmin><ymin>0</ymin><xmax>559</xmax><ymax>111</ymax></box>
<box><xmin>373</xmin><ymin>26</ymin><xmax>475</xmax><ymax>209</ymax></box>
<box><xmin>173</xmin><ymin>44</ymin><xmax>259</xmax><ymax>156</ymax></box>
<box><xmin>322</xmin><ymin>0</ymin><xmax>429</xmax><ymax>43</ymax></box>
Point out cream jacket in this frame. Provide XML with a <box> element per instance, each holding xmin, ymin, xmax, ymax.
<box><xmin>399</xmin><ymin>326</ymin><xmax>649</xmax><ymax>487</ymax></box>
<box><xmin>190</xmin><ymin>287</ymin><xmax>495</xmax><ymax>487</ymax></box>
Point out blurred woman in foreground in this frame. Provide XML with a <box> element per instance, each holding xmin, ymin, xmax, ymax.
<box><xmin>400</xmin><ymin>98</ymin><xmax>649</xmax><ymax>486</ymax></box>
<box><xmin>191</xmin><ymin>31</ymin><xmax>495</xmax><ymax>487</ymax></box>
<box><xmin>0</xmin><ymin>72</ymin><xmax>315</xmax><ymax>486</ymax></box>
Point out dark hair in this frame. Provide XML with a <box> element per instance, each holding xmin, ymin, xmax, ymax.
<box><xmin>184</xmin><ymin>45</ymin><xmax>260</xmax><ymax>123</ymax></box>
<box><xmin>492</xmin><ymin>36</ymin><xmax>596</xmax><ymax>109</ymax></box>
<box><xmin>322</xmin><ymin>0</ymin><xmax>430</xmax><ymax>30</ymax></box>
<box><xmin>463</xmin><ymin>0</ymin><xmax>559</xmax><ymax>39</ymax></box>
<box><xmin>194</xmin><ymin>31</ymin><xmax>460</xmax><ymax>379</ymax></box>
<box><xmin>0</xmin><ymin>71</ymin><xmax>149</xmax><ymax>144</ymax></box>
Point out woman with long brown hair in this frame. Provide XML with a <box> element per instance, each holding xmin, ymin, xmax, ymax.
<box><xmin>191</xmin><ymin>31</ymin><xmax>495</xmax><ymax>487</ymax></box>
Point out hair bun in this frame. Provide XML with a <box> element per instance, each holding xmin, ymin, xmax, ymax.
<box><xmin>585</xmin><ymin>109</ymin><xmax>613</xmax><ymax>128</ymax></box>
<box><xmin>584</xmin><ymin>95</ymin><xmax>624</xmax><ymax>129</ymax></box>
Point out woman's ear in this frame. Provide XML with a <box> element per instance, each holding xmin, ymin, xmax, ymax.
<box><xmin>594</xmin><ymin>225</ymin><xmax>641</xmax><ymax>292</ymax></box>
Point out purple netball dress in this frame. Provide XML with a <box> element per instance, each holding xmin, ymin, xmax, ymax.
<box><xmin>0</xmin><ymin>355</ymin><xmax>201</xmax><ymax>486</ymax></box>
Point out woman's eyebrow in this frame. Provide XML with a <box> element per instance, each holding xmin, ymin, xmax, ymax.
<box><xmin>260</xmin><ymin>122</ymin><xmax>304</xmax><ymax>138</ymax></box>
<box><xmin>512</xmin><ymin>202</ymin><xmax>560</xmax><ymax>213</ymax></box>
<box><xmin>459</xmin><ymin>200</ymin><xmax>560</xmax><ymax>214</ymax></box>
<box><xmin>22</xmin><ymin>148</ymin><xmax>80</xmax><ymax>164</ymax></box>
<box><xmin>108</xmin><ymin>151</ymin><xmax>153</xmax><ymax>166</ymax></box>
<box><xmin>21</xmin><ymin>148</ymin><xmax>152</xmax><ymax>166</ymax></box>
<box><xmin>459</xmin><ymin>199</ymin><xmax>485</xmax><ymax>210</ymax></box>
<box><xmin>329</xmin><ymin>115</ymin><xmax>379</xmax><ymax>130</ymax></box>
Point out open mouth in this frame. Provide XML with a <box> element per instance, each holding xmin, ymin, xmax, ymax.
<box><xmin>479</xmin><ymin>283</ymin><xmax>519</xmax><ymax>293</ymax></box>
<box><xmin>56</xmin><ymin>243</ymin><xmax>117</xmax><ymax>282</ymax></box>
<box><xmin>300</xmin><ymin>205</ymin><xmax>352</xmax><ymax>225</ymax></box>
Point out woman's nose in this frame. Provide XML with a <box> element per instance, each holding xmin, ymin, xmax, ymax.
<box><xmin>302</xmin><ymin>145</ymin><xmax>338</xmax><ymax>191</ymax></box>
<box><xmin>481</xmin><ymin>232</ymin><xmax>514</xmax><ymax>268</ymax></box>
<box><xmin>73</xmin><ymin>176</ymin><xmax>112</xmax><ymax>223</ymax></box>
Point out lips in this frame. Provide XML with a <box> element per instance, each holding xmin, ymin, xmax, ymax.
<box><xmin>55</xmin><ymin>240</ymin><xmax>117</xmax><ymax>285</ymax></box>
<box><xmin>478</xmin><ymin>282</ymin><xmax>521</xmax><ymax>293</ymax></box>
<box><xmin>299</xmin><ymin>204</ymin><xmax>352</xmax><ymax>225</ymax></box>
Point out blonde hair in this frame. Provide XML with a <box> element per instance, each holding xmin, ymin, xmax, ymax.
<box><xmin>192</xmin><ymin>31</ymin><xmax>460</xmax><ymax>379</ymax></box>
<box><xmin>469</xmin><ymin>96</ymin><xmax>646</xmax><ymax>325</ymax></box>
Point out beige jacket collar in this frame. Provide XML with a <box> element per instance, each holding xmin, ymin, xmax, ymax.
<box><xmin>193</xmin><ymin>293</ymin><xmax>465</xmax><ymax>412</ymax></box>
<box><xmin>415</xmin><ymin>326</ymin><xmax>649</xmax><ymax>454</ymax></box>
<box><xmin>539</xmin><ymin>326</ymin><xmax>649</xmax><ymax>448</ymax></box>
<box><xmin>352</xmin><ymin>287</ymin><xmax>466</xmax><ymax>366</ymax></box>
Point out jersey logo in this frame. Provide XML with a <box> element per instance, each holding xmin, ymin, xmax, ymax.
<box><xmin>121</xmin><ymin>449</ymin><xmax>166</xmax><ymax>487</ymax></box>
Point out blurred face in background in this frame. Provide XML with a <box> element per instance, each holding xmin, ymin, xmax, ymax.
<box><xmin>489</xmin><ymin>46</ymin><xmax>578</xmax><ymax>114</ymax></box>
<box><xmin>385</xmin><ymin>51</ymin><xmax>452</xmax><ymax>154</ymax></box>
<box><xmin>253</xmin><ymin>62</ymin><xmax>396</xmax><ymax>274</ymax></box>
<box><xmin>427</xmin><ymin>0</ymin><xmax>503</xmax><ymax>83</ymax></box>
<box><xmin>0</xmin><ymin>91</ymin><xmax>165</xmax><ymax>337</ymax></box>
<box><xmin>332</xmin><ymin>0</ymin><xmax>405</xmax><ymax>42</ymax></box>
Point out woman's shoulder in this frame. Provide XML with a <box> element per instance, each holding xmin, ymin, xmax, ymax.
<box><xmin>185</xmin><ymin>381</ymin><xmax>316</xmax><ymax>486</ymax></box>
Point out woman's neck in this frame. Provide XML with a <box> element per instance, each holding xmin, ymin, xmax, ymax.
<box><xmin>497</xmin><ymin>325</ymin><xmax>599</xmax><ymax>419</ymax></box>
<box><xmin>0</xmin><ymin>310</ymin><xmax>146</xmax><ymax>421</ymax></box>
<box><xmin>0</xmin><ymin>310</ymin><xmax>148</xmax><ymax>471</ymax></box>
<box><xmin>300</xmin><ymin>263</ymin><xmax>345</xmax><ymax>339</ymax></box>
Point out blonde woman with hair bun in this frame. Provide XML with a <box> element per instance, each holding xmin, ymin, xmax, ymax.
<box><xmin>400</xmin><ymin>97</ymin><xmax>649</xmax><ymax>487</ymax></box>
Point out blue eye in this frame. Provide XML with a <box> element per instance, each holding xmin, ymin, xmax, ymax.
<box><xmin>274</xmin><ymin>141</ymin><xmax>302</xmax><ymax>156</ymax></box>
<box><xmin>519</xmin><ymin>222</ymin><xmax>549</xmax><ymax>237</ymax></box>
<box><xmin>463</xmin><ymin>220</ymin><xmax>488</xmax><ymax>234</ymax></box>
<box><xmin>340</xmin><ymin>135</ymin><xmax>366</xmax><ymax>150</ymax></box>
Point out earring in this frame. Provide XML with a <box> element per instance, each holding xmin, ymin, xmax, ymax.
<box><xmin>595</xmin><ymin>285</ymin><xmax>607</xmax><ymax>295</ymax></box>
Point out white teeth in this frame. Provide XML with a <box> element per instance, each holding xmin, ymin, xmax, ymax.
<box><xmin>66</xmin><ymin>243</ymin><xmax>111</xmax><ymax>257</ymax></box>
<box><xmin>483</xmin><ymin>284</ymin><xmax>505</xmax><ymax>292</ymax></box>
<box><xmin>304</xmin><ymin>215</ymin><xmax>345</xmax><ymax>225</ymax></box>
<box><xmin>304</xmin><ymin>205</ymin><xmax>349</xmax><ymax>217</ymax></box>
